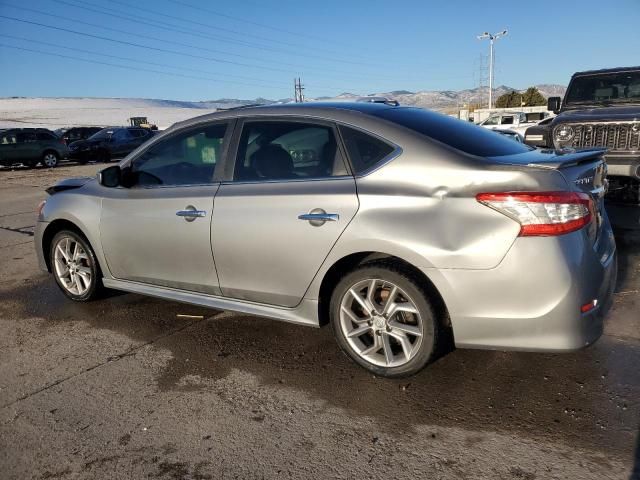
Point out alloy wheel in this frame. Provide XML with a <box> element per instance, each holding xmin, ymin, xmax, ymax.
<box><xmin>43</xmin><ymin>153</ymin><xmax>58</xmax><ymax>168</ymax></box>
<box><xmin>339</xmin><ymin>278</ymin><xmax>423</xmax><ymax>368</ymax></box>
<box><xmin>53</xmin><ymin>236</ymin><xmax>92</xmax><ymax>296</ymax></box>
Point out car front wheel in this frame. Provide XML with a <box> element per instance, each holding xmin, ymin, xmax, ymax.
<box><xmin>50</xmin><ymin>230</ymin><xmax>102</xmax><ymax>301</ymax></box>
<box><xmin>42</xmin><ymin>151</ymin><xmax>59</xmax><ymax>168</ymax></box>
<box><xmin>330</xmin><ymin>262</ymin><xmax>439</xmax><ymax>378</ymax></box>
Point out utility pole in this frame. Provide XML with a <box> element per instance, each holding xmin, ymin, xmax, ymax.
<box><xmin>476</xmin><ymin>30</ymin><xmax>508</xmax><ymax>109</ymax></box>
<box><xmin>475</xmin><ymin>53</ymin><xmax>489</xmax><ymax>109</ymax></box>
<box><xmin>294</xmin><ymin>77</ymin><xmax>305</xmax><ymax>103</ymax></box>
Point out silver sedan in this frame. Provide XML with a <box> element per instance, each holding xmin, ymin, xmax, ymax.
<box><xmin>34</xmin><ymin>103</ymin><xmax>617</xmax><ymax>377</ymax></box>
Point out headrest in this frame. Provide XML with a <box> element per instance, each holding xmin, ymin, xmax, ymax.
<box><xmin>253</xmin><ymin>144</ymin><xmax>294</xmax><ymax>179</ymax></box>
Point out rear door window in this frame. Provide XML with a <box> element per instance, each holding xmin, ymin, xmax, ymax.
<box><xmin>234</xmin><ymin>121</ymin><xmax>347</xmax><ymax>181</ymax></box>
<box><xmin>339</xmin><ymin>126</ymin><xmax>394</xmax><ymax>174</ymax></box>
<box><xmin>1</xmin><ymin>132</ymin><xmax>17</xmax><ymax>144</ymax></box>
<box><xmin>16</xmin><ymin>132</ymin><xmax>37</xmax><ymax>143</ymax></box>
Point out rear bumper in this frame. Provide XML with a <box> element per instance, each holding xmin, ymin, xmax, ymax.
<box><xmin>426</xmin><ymin>226</ymin><xmax>617</xmax><ymax>352</ymax></box>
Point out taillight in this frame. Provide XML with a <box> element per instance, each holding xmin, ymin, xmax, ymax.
<box><xmin>60</xmin><ymin>138</ymin><xmax>67</xmax><ymax>145</ymax></box>
<box><xmin>476</xmin><ymin>191</ymin><xmax>593</xmax><ymax>236</ymax></box>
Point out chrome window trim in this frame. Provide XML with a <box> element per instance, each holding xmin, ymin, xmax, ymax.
<box><xmin>220</xmin><ymin>175</ymin><xmax>354</xmax><ymax>186</ymax></box>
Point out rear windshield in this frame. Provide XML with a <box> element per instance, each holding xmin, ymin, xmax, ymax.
<box><xmin>374</xmin><ymin>107</ymin><xmax>532</xmax><ymax>157</ymax></box>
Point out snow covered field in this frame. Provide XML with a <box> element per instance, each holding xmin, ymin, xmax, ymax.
<box><xmin>0</xmin><ymin>97</ymin><xmax>222</xmax><ymax>130</ymax></box>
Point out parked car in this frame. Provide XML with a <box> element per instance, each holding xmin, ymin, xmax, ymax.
<box><xmin>523</xmin><ymin>116</ymin><xmax>554</xmax><ymax>148</ymax></box>
<box><xmin>546</xmin><ymin>66</ymin><xmax>640</xmax><ymax>210</ymax></box>
<box><xmin>35</xmin><ymin>103</ymin><xmax>616</xmax><ymax>378</ymax></box>
<box><xmin>68</xmin><ymin>126</ymin><xmax>155</xmax><ymax>163</ymax></box>
<box><xmin>57</xmin><ymin>127</ymin><xmax>103</xmax><ymax>146</ymax></box>
<box><xmin>478</xmin><ymin>111</ymin><xmax>546</xmax><ymax>135</ymax></box>
<box><xmin>0</xmin><ymin>128</ymin><xmax>69</xmax><ymax>168</ymax></box>
<box><xmin>491</xmin><ymin>128</ymin><xmax>524</xmax><ymax>143</ymax></box>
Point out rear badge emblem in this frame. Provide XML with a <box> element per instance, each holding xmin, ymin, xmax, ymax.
<box><xmin>575</xmin><ymin>177</ymin><xmax>593</xmax><ymax>186</ymax></box>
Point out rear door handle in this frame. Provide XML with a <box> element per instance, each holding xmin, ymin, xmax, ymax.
<box><xmin>298</xmin><ymin>213</ymin><xmax>339</xmax><ymax>222</ymax></box>
<box><xmin>176</xmin><ymin>206</ymin><xmax>207</xmax><ymax>222</ymax></box>
<box><xmin>298</xmin><ymin>210</ymin><xmax>339</xmax><ymax>227</ymax></box>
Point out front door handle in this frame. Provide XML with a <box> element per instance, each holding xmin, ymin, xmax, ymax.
<box><xmin>176</xmin><ymin>206</ymin><xmax>207</xmax><ymax>222</ymax></box>
<box><xmin>298</xmin><ymin>209</ymin><xmax>339</xmax><ymax>227</ymax></box>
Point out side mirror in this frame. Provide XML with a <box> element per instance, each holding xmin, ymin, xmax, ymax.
<box><xmin>547</xmin><ymin>97</ymin><xmax>561</xmax><ymax>114</ymax></box>
<box><xmin>98</xmin><ymin>165</ymin><xmax>121</xmax><ymax>188</ymax></box>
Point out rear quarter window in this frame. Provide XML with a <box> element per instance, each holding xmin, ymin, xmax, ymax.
<box><xmin>339</xmin><ymin>126</ymin><xmax>395</xmax><ymax>174</ymax></box>
<box><xmin>376</xmin><ymin>107</ymin><xmax>532</xmax><ymax>157</ymax></box>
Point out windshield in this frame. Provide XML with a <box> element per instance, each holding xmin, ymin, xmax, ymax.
<box><xmin>566</xmin><ymin>70</ymin><xmax>640</xmax><ymax>105</ymax></box>
<box><xmin>89</xmin><ymin>128</ymin><xmax>115</xmax><ymax>140</ymax></box>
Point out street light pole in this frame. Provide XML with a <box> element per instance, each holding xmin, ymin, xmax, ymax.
<box><xmin>477</xmin><ymin>30</ymin><xmax>508</xmax><ymax>109</ymax></box>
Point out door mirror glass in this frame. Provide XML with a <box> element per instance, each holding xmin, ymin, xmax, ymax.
<box><xmin>98</xmin><ymin>165</ymin><xmax>121</xmax><ymax>188</ymax></box>
<box><xmin>548</xmin><ymin>96</ymin><xmax>561</xmax><ymax>113</ymax></box>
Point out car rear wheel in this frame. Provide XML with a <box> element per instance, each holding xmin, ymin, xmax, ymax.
<box><xmin>50</xmin><ymin>230</ymin><xmax>102</xmax><ymax>301</ymax></box>
<box><xmin>42</xmin><ymin>151</ymin><xmax>59</xmax><ymax>168</ymax></box>
<box><xmin>330</xmin><ymin>262</ymin><xmax>438</xmax><ymax>378</ymax></box>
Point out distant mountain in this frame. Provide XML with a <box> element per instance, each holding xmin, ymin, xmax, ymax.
<box><xmin>200</xmin><ymin>84</ymin><xmax>566</xmax><ymax>111</ymax></box>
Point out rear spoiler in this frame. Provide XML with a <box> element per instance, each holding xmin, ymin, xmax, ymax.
<box><xmin>526</xmin><ymin>148</ymin><xmax>607</xmax><ymax>170</ymax></box>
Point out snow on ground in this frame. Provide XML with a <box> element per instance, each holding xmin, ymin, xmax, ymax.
<box><xmin>0</xmin><ymin>97</ymin><xmax>221</xmax><ymax>130</ymax></box>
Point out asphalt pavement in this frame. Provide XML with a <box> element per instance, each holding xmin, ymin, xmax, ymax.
<box><xmin>0</xmin><ymin>163</ymin><xmax>639</xmax><ymax>479</ymax></box>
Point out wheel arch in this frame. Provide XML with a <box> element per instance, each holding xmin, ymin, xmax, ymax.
<box><xmin>317</xmin><ymin>251</ymin><xmax>450</xmax><ymax>329</ymax></box>
<box><xmin>41</xmin><ymin>219</ymin><xmax>94</xmax><ymax>272</ymax></box>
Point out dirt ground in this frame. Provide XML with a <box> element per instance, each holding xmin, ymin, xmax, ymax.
<box><xmin>1</xmin><ymin>163</ymin><xmax>639</xmax><ymax>479</ymax></box>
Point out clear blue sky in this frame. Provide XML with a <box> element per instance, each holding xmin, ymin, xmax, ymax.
<box><xmin>0</xmin><ymin>0</ymin><xmax>638</xmax><ymax>101</ymax></box>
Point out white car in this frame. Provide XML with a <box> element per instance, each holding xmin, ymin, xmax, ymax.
<box><xmin>478</xmin><ymin>112</ymin><xmax>546</xmax><ymax>135</ymax></box>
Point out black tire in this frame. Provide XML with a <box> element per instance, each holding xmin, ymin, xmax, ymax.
<box><xmin>49</xmin><ymin>229</ymin><xmax>103</xmax><ymax>302</ymax></box>
<box><xmin>42</xmin><ymin>150</ymin><xmax>59</xmax><ymax>168</ymax></box>
<box><xmin>97</xmin><ymin>149</ymin><xmax>110</xmax><ymax>163</ymax></box>
<box><xmin>330</xmin><ymin>261</ymin><xmax>439</xmax><ymax>378</ymax></box>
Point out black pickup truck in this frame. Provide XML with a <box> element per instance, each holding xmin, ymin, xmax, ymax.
<box><xmin>526</xmin><ymin>67</ymin><xmax>640</xmax><ymax>224</ymax></box>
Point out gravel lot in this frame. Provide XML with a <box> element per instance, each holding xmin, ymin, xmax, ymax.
<box><xmin>0</xmin><ymin>163</ymin><xmax>639</xmax><ymax>479</ymax></box>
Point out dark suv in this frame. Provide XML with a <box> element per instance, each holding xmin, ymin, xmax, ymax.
<box><xmin>68</xmin><ymin>127</ymin><xmax>155</xmax><ymax>163</ymax></box>
<box><xmin>538</xmin><ymin>67</ymin><xmax>640</xmax><ymax>217</ymax></box>
<box><xmin>56</xmin><ymin>127</ymin><xmax>103</xmax><ymax>146</ymax></box>
<box><xmin>0</xmin><ymin>128</ymin><xmax>69</xmax><ymax>168</ymax></box>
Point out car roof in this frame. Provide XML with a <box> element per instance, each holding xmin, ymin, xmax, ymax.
<box><xmin>572</xmin><ymin>66</ymin><xmax>640</xmax><ymax>77</ymax></box>
<box><xmin>0</xmin><ymin>127</ymin><xmax>54</xmax><ymax>133</ymax></box>
<box><xmin>171</xmin><ymin>101</ymin><xmax>401</xmax><ymax>130</ymax></box>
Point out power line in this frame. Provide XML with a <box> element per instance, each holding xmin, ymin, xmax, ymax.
<box><xmin>166</xmin><ymin>0</ymin><xmax>344</xmax><ymax>47</ymax></box>
<box><xmin>0</xmin><ymin>43</ymin><xmax>290</xmax><ymax>92</ymax></box>
<box><xmin>0</xmin><ymin>34</ymin><xmax>288</xmax><ymax>89</ymax></box>
<box><xmin>0</xmin><ymin>14</ymin><xmax>299</xmax><ymax>74</ymax></box>
<box><xmin>0</xmin><ymin>8</ymin><xmax>403</xmax><ymax>85</ymax></box>
<box><xmin>3</xmin><ymin>4</ymin><xmax>302</xmax><ymax>71</ymax></box>
<box><xmin>56</xmin><ymin>0</ymin><xmax>373</xmax><ymax>67</ymax></box>
<box><xmin>103</xmin><ymin>0</ymin><xmax>359</xmax><ymax>63</ymax></box>
<box><xmin>0</xmin><ymin>33</ymin><xmax>350</xmax><ymax>95</ymax></box>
